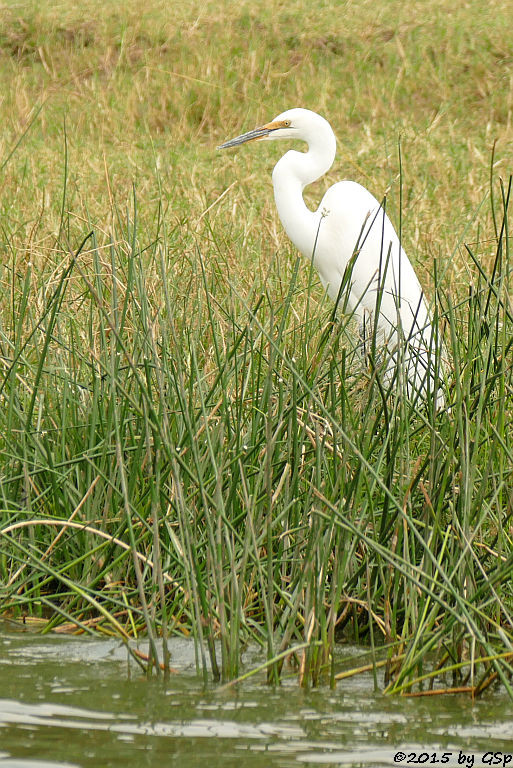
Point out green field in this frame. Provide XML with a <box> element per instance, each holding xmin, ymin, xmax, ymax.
<box><xmin>1</xmin><ymin>0</ymin><xmax>513</xmax><ymax>694</ymax></box>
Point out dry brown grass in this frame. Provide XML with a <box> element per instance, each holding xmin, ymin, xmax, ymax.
<box><xmin>1</xmin><ymin>0</ymin><xmax>512</xmax><ymax>293</ymax></box>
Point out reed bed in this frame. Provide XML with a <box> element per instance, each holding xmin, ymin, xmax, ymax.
<box><xmin>1</xmin><ymin>0</ymin><xmax>513</xmax><ymax>695</ymax></box>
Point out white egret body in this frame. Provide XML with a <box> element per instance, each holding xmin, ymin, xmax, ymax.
<box><xmin>218</xmin><ymin>108</ymin><xmax>443</xmax><ymax>405</ymax></box>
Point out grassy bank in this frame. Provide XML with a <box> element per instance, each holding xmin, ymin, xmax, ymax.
<box><xmin>1</xmin><ymin>0</ymin><xmax>513</xmax><ymax>694</ymax></box>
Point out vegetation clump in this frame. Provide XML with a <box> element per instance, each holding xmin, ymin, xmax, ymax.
<box><xmin>1</xmin><ymin>0</ymin><xmax>513</xmax><ymax>695</ymax></box>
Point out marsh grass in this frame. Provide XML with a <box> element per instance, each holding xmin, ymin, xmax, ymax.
<box><xmin>1</xmin><ymin>0</ymin><xmax>513</xmax><ymax>694</ymax></box>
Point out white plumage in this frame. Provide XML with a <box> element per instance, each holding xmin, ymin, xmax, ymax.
<box><xmin>219</xmin><ymin>107</ymin><xmax>443</xmax><ymax>406</ymax></box>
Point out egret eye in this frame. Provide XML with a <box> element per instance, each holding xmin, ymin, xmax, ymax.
<box><xmin>283</xmin><ymin>120</ymin><xmax>291</xmax><ymax>127</ymax></box>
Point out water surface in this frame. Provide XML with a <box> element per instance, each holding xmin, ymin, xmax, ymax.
<box><xmin>1</xmin><ymin>625</ymin><xmax>512</xmax><ymax>767</ymax></box>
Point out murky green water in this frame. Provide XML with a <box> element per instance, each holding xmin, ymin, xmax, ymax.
<box><xmin>1</xmin><ymin>624</ymin><xmax>512</xmax><ymax>768</ymax></box>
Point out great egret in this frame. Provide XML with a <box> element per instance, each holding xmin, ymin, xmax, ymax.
<box><xmin>218</xmin><ymin>108</ymin><xmax>443</xmax><ymax>406</ymax></box>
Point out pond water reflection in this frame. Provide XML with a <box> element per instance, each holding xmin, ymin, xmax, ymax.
<box><xmin>0</xmin><ymin>626</ymin><xmax>512</xmax><ymax>768</ymax></box>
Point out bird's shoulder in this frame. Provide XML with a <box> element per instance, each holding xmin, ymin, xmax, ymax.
<box><xmin>322</xmin><ymin>179</ymin><xmax>380</xmax><ymax>208</ymax></box>
<box><xmin>318</xmin><ymin>181</ymin><xmax>383</xmax><ymax>228</ymax></box>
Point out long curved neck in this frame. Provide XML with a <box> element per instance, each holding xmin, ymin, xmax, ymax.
<box><xmin>271</xmin><ymin>128</ymin><xmax>336</xmax><ymax>257</ymax></box>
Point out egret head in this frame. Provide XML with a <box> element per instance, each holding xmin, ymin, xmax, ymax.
<box><xmin>217</xmin><ymin>108</ymin><xmax>316</xmax><ymax>150</ymax></box>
